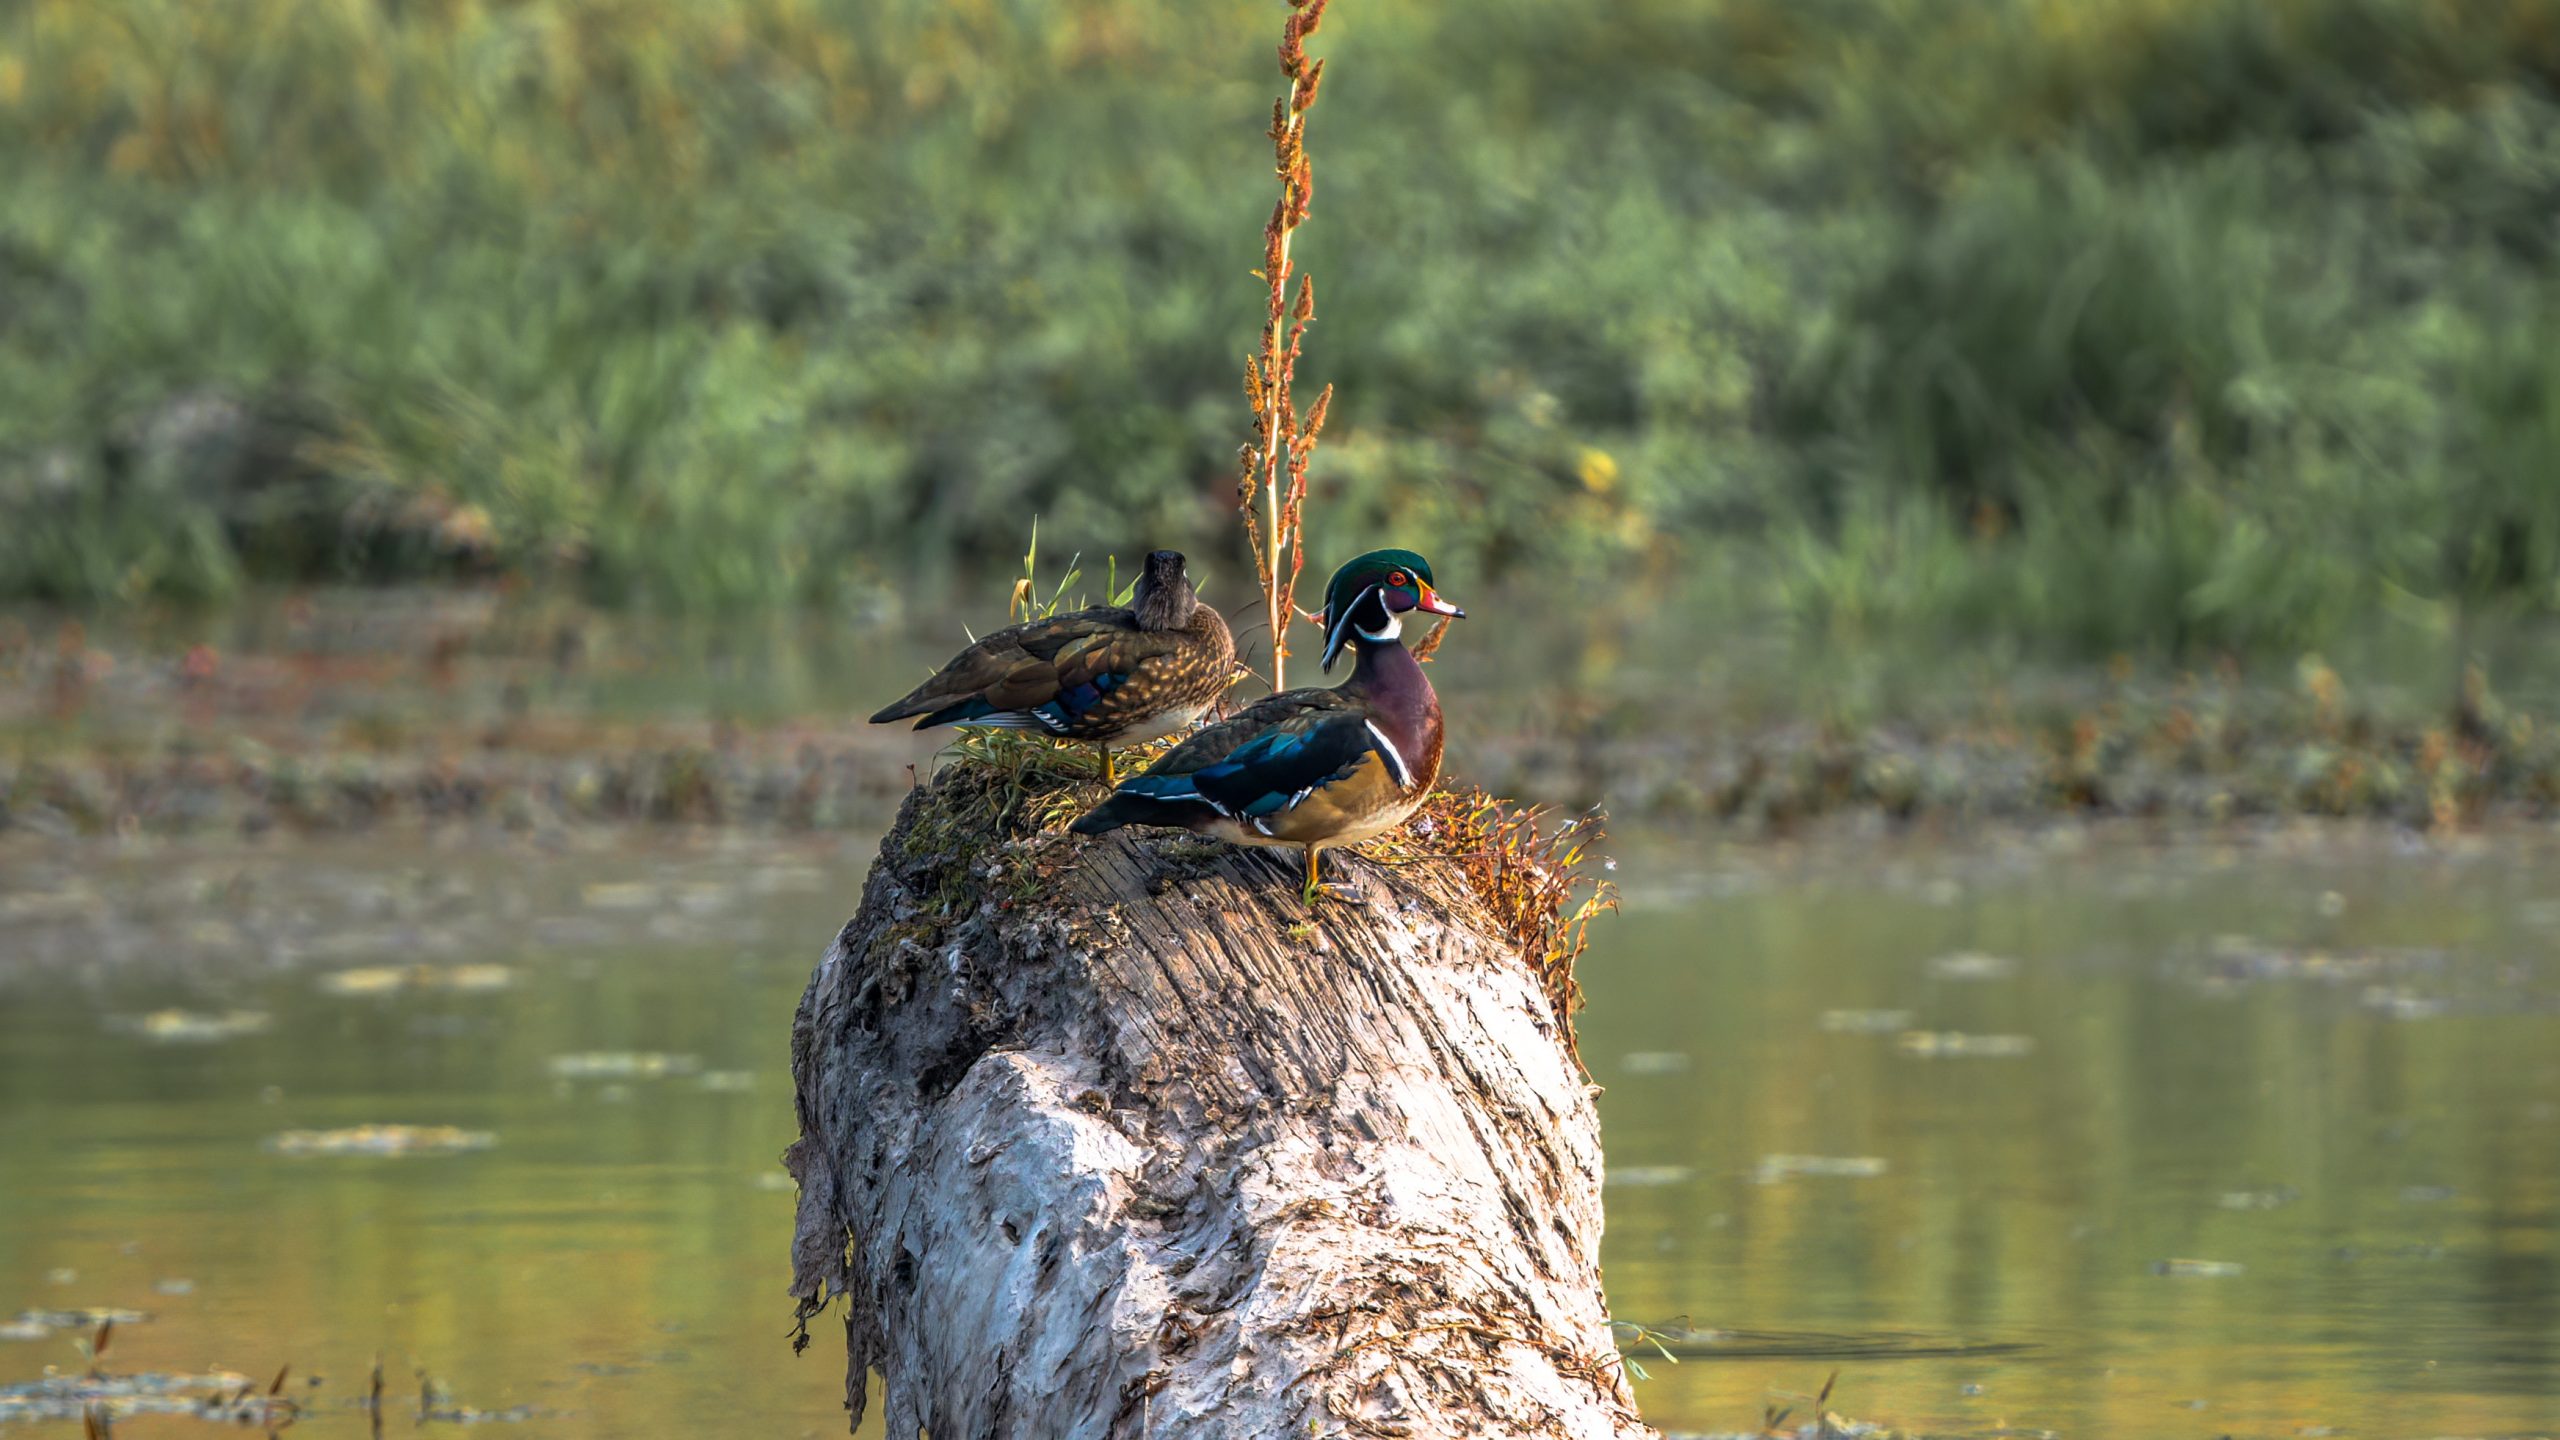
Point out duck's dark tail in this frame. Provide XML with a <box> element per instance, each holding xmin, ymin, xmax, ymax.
<box><xmin>1067</xmin><ymin>799</ymin><xmax>1130</xmax><ymax>836</ymax></box>
<box><xmin>1069</xmin><ymin>792</ymin><xmax>1161</xmax><ymax>836</ymax></box>
<box><xmin>870</xmin><ymin>692</ymin><xmax>997</xmax><ymax>729</ymax></box>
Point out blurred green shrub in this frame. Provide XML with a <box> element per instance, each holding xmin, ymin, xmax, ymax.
<box><xmin>1</xmin><ymin>0</ymin><xmax>2556</xmax><ymax>656</ymax></box>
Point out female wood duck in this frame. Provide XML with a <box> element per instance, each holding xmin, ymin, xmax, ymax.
<box><xmin>1070</xmin><ymin>549</ymin><xmax>1464</xmax><ymax>901</ymax></box>
<box><xmin>870</xmin><ymin>549</ymin><xmax>1234</xmax><ymax>782</ymax></box>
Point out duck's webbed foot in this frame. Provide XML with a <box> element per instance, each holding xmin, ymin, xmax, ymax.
<box><xmin>1298</xmin><ymin>847</ymin><xmax>1362</xmax><ymax>906</ymax></box>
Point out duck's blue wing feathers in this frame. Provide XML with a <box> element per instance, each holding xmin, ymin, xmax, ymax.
<box><xmin>1115</xmin><ymin>699</ymin><xmax>1372</xmax><ymax>818</ymax></box>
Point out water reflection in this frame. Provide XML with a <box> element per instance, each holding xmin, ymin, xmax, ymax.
<box><xmin>1592</xmin><ymin>830</ymin><xmax>2560</xmax><ymax>1437</ymax></box>
<box><xmin>0</xmin><ymin>834</ymin><xmax>869</xmax><ymax>1438</ymax></box>
<box><xmin>2</xmin><ymin>828</ymin><xmax>2556</xmax><ymax>1436</ymax></box>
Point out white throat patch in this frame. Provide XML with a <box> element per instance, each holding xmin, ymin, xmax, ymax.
<box><xmin>1356</xmin><ymin>612</ymin><xmax>1402</xmax><ymax>644</ymax></box>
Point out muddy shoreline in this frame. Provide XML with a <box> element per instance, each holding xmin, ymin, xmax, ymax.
<box><xmin>9</xmin><ymin>590</ymin><xmax>2557</xmax><ymax>839</ymax></box>
<box><xmin>7</xmin><ymin>699</ymin><xmax>2557</xmax><ymax>841</ymax></box>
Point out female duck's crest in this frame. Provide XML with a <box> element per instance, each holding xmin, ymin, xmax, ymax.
<box><xmin>1130</xmin><ymin>549</ymin><xmax>1199</xmax><ymax>631</ymax></box>
<box><xmin>1319</xmin><ymin>548</ymin><xmax>1466</xmax><ymax>672</ymax></box>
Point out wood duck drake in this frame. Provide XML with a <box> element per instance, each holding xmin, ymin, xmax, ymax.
<box><xmin>1069</xmin><ymin>549</ymin><xmax>1464</xmax><ymax>901</ymax></box>
<box><xmin>869</xmin><ymin>549</ymin><xmax>1234</xmax><ymax>782</ymax></box>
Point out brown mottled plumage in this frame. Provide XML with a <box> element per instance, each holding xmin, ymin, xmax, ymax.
<box><xmin>869</xmin><ymin>550</ymin><xmax>1233</xmax><ymax>780</ymax></box>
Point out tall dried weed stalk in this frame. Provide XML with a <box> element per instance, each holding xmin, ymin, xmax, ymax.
<box><xmin>1226</xmin><ymin>3</ymin><xmax>1612</xmax><ymax>1042</ymax></box>
<box><xmin>1238</xmin><ymin>0</ymin><xmax>1333</xmax><ymax>694</ymax></box>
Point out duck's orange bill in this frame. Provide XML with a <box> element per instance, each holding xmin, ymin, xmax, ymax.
<box><xmin>1417</xmin><ymin>585</ymin><xmax>1465</xmax><ymax>618</ymax></box>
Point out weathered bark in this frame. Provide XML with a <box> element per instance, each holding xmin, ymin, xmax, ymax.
<box><xmin>786</xmin><ymin>773</ymin><xmax>1653</xmax><ymax>1439</ymax></box>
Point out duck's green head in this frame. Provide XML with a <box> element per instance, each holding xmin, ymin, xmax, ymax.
<box><xmin>1319</xmin><ymin>548</ymin><xmax>1465</xmax><ymax>673</ymax></box>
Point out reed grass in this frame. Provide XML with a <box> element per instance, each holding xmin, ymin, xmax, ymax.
<box><xmin>8</xmin><ymin>0</ymin><xmax>2560</xmax><ymax>668</ymax></box>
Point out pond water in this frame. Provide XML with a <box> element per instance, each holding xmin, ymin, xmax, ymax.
<box><xmin>3</xmin><ymin>824</ymin><xmax>2557</xmax><ymax>1437</ymax></box>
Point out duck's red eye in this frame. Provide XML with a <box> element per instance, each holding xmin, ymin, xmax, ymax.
<box><xmin>1388</xmin><ymin>570</ymin><xmax>1408</xmax><ymax>587</ymax></box>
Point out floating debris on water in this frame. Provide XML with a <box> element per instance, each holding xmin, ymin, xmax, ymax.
<box><xmin>1619</xmin><ymin>1051</ymin><xmax>1693</xmax><ymax>1075</ymax></box>
<box><xmin>1817</xmin><ymin>1009</ymin><xmax>1913</xmax><ymax>1035</ymax></box>
<box><xmin>28</xmin><ymin>1327</ymin><xmax>312</xmax><ymax>1429</ymax></box>
<box><xmin>319</xmin><ymin>963</ymin><xmax>515</xmax><ymax>996</ymax></box>
<box><xmin>106</xmin><ymin>1009</ymin><xmax>274</xmax><ymax>1044</ymax></box>
<box><xmin>415</xmin><ymin>1370</ymin><xmax>549</xmax><ymax>1424</ymax></box>
<box><xmin>423</xmin><ymin>1401</ymin><xmax>545</xmax><ymax>1423</ymax></box>
<box><xmin>547</xmin><ymin>1052</ymin><xmax>701</xmax><ymax>1080</ymax></box>
<box><xmin>2151</xmin><ymin>1258</ymin><xmax>2246</xmax><ymax>1278</ymax></box>
<box><xmin>152</xmin><ymin>1278</ymin><xmax>195</xmax><ymax>1297</ymax></box>
<box><xmin>0</xmin><ymin>889</ymin><xmax>105</xmax><ymax>922</ymax></box>
<box><xmin>0</xmin><ymin>1368</ymin><xmax>292</xmax><ymax>1426</ymax></box>
<box><xmin>264</xmin><ymin>1125</ymin><xmax>496</xmax><ymax>1157</ymax></box>
<box><xmin>1606</xmin><ymin>1165</ymin><xmax>1698</xmax><ymax>1188</ymax></box>
<box><xmin>671</xmin><ymin>883</ymin><xmax>734</xmax><ymax>916</ymax></box>
<box><xmin>753</xmin><ymin>1171</ymin><xmax>798</xmax><ymax>1193</ymax></box>
<box><xmin>748</xmin><ymin>866</ymin><xmax>825</xmax><ymax>895</ymax></box>
<box><xmin>9</xmin><ymin>1308</ymin><xmax>151</xmax><ymax>1332</ymax></box>
<box><xmin>0</xmin><ymin>1321</ymin><xmax>49</xmax><ymax>1342</ymax></box>
<box><xmin>2360</xmin><ymin>985</ymin><xmax>2449</xmax><ymax>1020</ymax></box>
<box><xmin>2194</xmin><ymin>939</ymin><xmax>2454</xmax><ymax>990</ymax></box>
<box><xmin>696</xmin><ymin>1070</ymin><xmax>757</xmax><ymax>1092</ymax></box>
<box><xmin>578</xmin><ymin>881</ymin><xmax>659</xmax><ymax>911</ymax></box>
<box><xmin>1925</xmin><ymin>951</ymin><xmax>2019</xmax><ymax>982</ymax></box>
<box><xmin>1754</xmin><ymin>1154</ymin><xmax>1890</xmax><ymax>1184</ymax></box>
<box><xmin>2217</xmin><ymin>1187</ymin><xmax>2299</xmax><ymax>1211</ymax></box>
<box><xmin>528</xmin><ymin>917</ymin><xmax>617</xmax><ymax>947</ymax></box>
<box><xmin>1896</xmin><ymin>1031</ymin><xmax>2037</xmax><ymax>1059</ymax></box>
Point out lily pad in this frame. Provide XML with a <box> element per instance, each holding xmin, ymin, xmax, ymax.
<box><xmin>1605</xmin><ymin>1165</ymin><xmax>1697</xmax><ymax>1188</ymax></box>
<box><xmin>264</xmin><ymin>1125</ymin><xmax>495</xmax><ymax>1157</ymax></box>
<box><xmin>548</xmin><ymin>1052</ymin><xmax>700</xmax><ymax>1080</ymax></box>
<box><xmin>1754</xmin><ymin>1154</ymin><xmax>1889</xmax><ymax>1183</ymax></box>
<box><xmin>107</xmin><ymin>1009</ymin><xmax>273</xmax><ymax>1043</ymax></box>
<box><xmin>1925</xmin><ymin>951</ymin><xmax>2019</xmax><ymax>981</ymax></box>
<box><xmin>318</xmin><ymin>963</ymin><xmax>514</xmax><ymax>996</ymax></box>
<box><xmin>1817</xmin><ymin>1009</ymin><xmax>1913</xmax><ymax>1034</ymax></box>
<box><xmin>1896</xmin><ymin>1031</ymin><xmax>2036</xmax><ymax>1059</ymax></box>
<box><xmin>2151</xmin><ymin>1258</ymin><xmax>2246</xmax><ymax>1278</ymax></box>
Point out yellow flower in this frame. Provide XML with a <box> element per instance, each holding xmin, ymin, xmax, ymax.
<box><xmin>437</xmin><ymin>502</ymin><xmax>496</xmax><ymax>551</ymax></box>
<box><xmin>1575</xmin><ymin>447</ymin><xmax>1619</xmax><ymax>495</ymax></box>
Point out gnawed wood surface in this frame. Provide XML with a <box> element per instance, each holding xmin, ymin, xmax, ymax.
<box><xmin>786</xmin><ymin>772</ymin><xmax>1653</xmax><ymax>1438</ymax></box>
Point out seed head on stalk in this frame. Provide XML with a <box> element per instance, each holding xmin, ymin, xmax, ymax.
<box><xmin>1238</xmin><ymin>0</ymin><xmax>1334</xmax><ymax>694</ymax></box>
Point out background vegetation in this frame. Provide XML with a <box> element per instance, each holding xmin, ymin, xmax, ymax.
<box><xmin>5</xmin><ymin>0</ymin><xmax>2559</xmax><ymax>661</ymax></box>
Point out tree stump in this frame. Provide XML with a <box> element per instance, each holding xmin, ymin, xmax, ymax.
<box><xmin>785</xmin><ymin>765</ymin><xmax>1653</xmax><ymax>1439</ymax></box>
